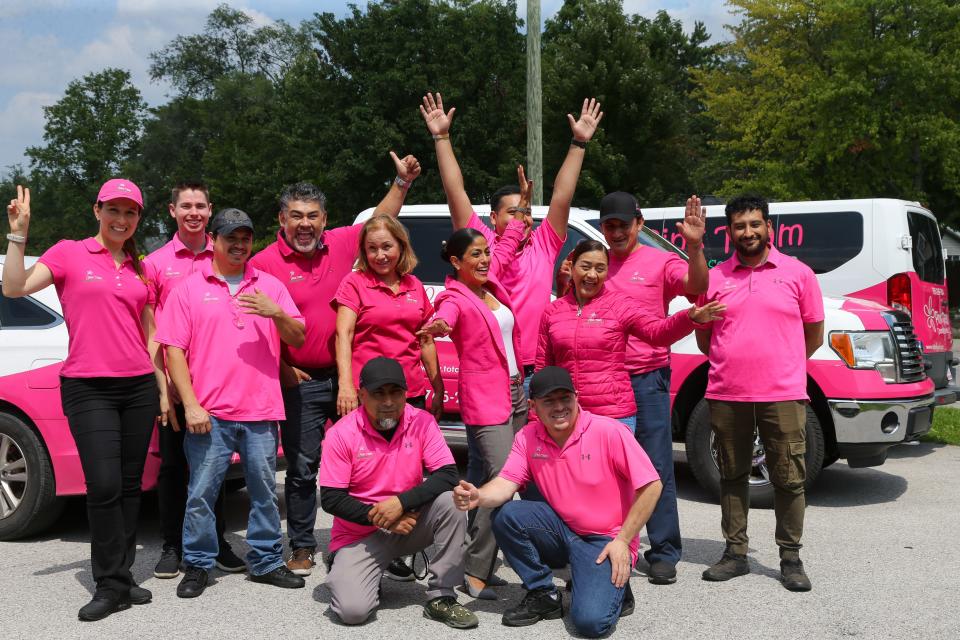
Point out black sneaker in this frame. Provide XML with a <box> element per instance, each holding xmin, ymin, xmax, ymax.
<box><xmin>216</xmin><ymin>544</ymin><xmax>246</xmax><ymax>573</ymax></box>
<box><xmin>125</xmin><ymin>585</ymin><xmax>152</xmax><ymax>605</ymax></box>
<box><xmin>702</xmin><ymin>550</ymin><xmax>750</xmax><ymax>582</ymax></box>
<box><xmin>385</xmin><ymin>556</ymin><xmax>415</xmax><ymax>582</ymax></box>
<box><xmin>78</xmin><ymin>594</ymin><xmax>130</xmax><ymax>621</ymax></box>
<box><xmin>502</xmin><ymin>588</ymin><xmax>564</xmax><ymax>627</ymax></box>
<box><xmin>177</xmin><ymin>566</ymin><xmax>209</xmax><ymax>599</ymax></box>
<box><xmin>153</xmin><ymin>545</ymin><xmax>181</xmax><ymax>579</ymax></box>
<box><xmin>250</xmin><ymin>565</ymin><xmax>306</xmax><ymax>589</ymax></box>
<box><xmin>780</xmin><ymin>554</ymin><xmax>812</xmax><ymax>592</ymax></box>
<box><xmin>647</xmin><ymin>560</ymin><xmax>678</xmax><ymax>585</ymax></box>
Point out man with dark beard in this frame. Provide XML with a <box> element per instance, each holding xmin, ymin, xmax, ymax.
<box><xmin>694</xmin><ymin>195</ymin><xmax>824</xmax><ymax>591</ymax></box>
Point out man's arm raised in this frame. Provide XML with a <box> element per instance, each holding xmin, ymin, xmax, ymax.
<box><xmin>371</xmin><ymin>151</ymin><xmax>421</xmax><ymax>217</ymax></box>
<box><xmin>543</xmin><ymin>98</ymin><xmax>604</xmax><ymax>239</ymax></box>
<box><xmin>420</xmin><ymin>92</ymin><xmax>474</xmax><ymax>230</ymax></box>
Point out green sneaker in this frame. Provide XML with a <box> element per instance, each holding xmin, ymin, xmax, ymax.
<box><xmin>423</xmin><ymin>596</ymin><xmax>479</xmax><ymax>629</ymax></box>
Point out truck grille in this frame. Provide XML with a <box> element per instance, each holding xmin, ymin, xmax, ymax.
<box><xmin>884</xmin><ymin>311</ymin><xmax>926</xmax><ymax>382</ymax></box>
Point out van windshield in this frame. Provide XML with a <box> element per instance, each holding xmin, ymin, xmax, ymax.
<box><xmin>908</xmin><ymin>211</ymin><xmax>945</xmax><ymax>283</ymax></box>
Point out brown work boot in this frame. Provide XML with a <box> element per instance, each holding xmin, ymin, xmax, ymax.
<box><xmin>780</xmin><ymin>550</ymin><xmax>812</xmax><ymax>592</ymax></box>
<box><xmin>286</xmin><ymin>548</ymin><xmax>316</xmax><ymax>576</ymax></box>
<box><xmin>702</xmin><ymin>548</ymin><xmax>749</xmax><ymax>582</ymax></box>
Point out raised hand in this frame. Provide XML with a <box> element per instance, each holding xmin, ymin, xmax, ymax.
<box><xmin>567</xmin><ymin>98</ymin><xmax>604</xmax><ymax>143</ymax></box>
<box><xmin>688</xmin><ymin>301</ymin><xmax>726</xmax><ymax>324</ymax></box>
<box><xmin>676</xmin><ymin>194</ymin><xmax>707</xmax><ymax>247</ymax></box>
<box><xmin>391</xmin><ymin>151</ymin><xmax>421</xmax><ymax>183</ymax></box>
<box><xmin>517</xmin><ymin>165</ymin><xmax>533</xmax><ymax>211</ymax></box>
<box><xmin>420</xmin><ymin>92</ymin><xmax>456</xmax><ymax>137</ymax></box>
<box><xmin>7</xmin><ymin>185</ymin><xmax>31</xmax><ymax>235</ymax></box>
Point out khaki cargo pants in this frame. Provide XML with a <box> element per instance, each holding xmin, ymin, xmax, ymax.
<box><xmin>708</xmin><ymin>400</ymin><xmax>806</xmax><ymax>555</ymax></box>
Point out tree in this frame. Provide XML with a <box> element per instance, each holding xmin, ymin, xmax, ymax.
<box><xmin>697</xmin><ymin>0</ymin><xmax>960</xmax><ymax>223</ymax></box>
<box><xmin>24</xmin><ymin>68</ymin><xmax>147</xmax><ymax>250</ymax></box>
<box><xmin>542</xmin><ymin>0</ymin><xmax>717</xmax><ymax>207</ymax></box>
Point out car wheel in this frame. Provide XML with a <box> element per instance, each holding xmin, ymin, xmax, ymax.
<box><xmin>685</xmin><ymin>399</ymin><xmax>825</xmax><ymax>510</ymax></box>
<box><xmin>0</xmin><ymin>412</ymin><xmax>65</xmax><ymax>540</ymax></box>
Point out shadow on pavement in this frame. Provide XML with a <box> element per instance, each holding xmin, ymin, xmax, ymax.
<box><xmin>807</xmin><ymin>463</ymin><xmax>907</xmax><ymax>507</ymax></box>
<box><xmin>886</xmin><ymin>441</ymin><xmax>945</xmax><ymax>459</ymax></box>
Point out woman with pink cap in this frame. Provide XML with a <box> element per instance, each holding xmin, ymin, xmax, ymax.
<box><xmin>3</xmin><ymin>179</ymin><xmax>168</xmax><ymax>621</ymax></box>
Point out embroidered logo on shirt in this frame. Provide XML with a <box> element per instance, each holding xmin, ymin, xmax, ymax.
<box><xmin>164</xmin><ymin>267</ymin><xmax>182</xmax><ymax>278</ymax></box>
<box><xmin>357</xmin><ymin>446</ymin><xmax>374</xmax><ymax>459</ymax></box>
<box><xmin>405</xmin><ymin>293</ymin><xmax>419</xmax><ymax>304</ymax></box>
<box><xmin>585</xmin><ymin>312</ymin><xmax>603</xmax><ymax>326</ymax></box>
<box><xmin>532</xmin><ymin>446</ymin><xmax>549</xmax><ymax>460</ymax></box>
<box><xmin>581</xmin><ymin>453</ymin><xmax>592</xmax><ymax>461</ymax></box>
<box><xmin>630</xmin><ymin>271</ymin><xmax>645</xmax><ymax>283</ymax></box>
<box><xmin>202</xmin><ymin>291</ymin><xmax>220</xmax><ymax>303</ymax></box>
<box><xmin>722</xmin><ymin>279</ymin><xmax>737</xmax><ymax>290</ymax></box>
<box><xmin>84</xmin><ymin>270</ymin><xmax>102</xmax><ymax>281</ymax></box>
<box><xmin>289</xmin><ymin>270</ymin><xmax>305</xmax><ymax>283</ymax></box>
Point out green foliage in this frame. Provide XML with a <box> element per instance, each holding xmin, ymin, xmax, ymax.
<box><xmin>924</xmin><ymin>407</ymin><xmax>960</xmax><ymax>446</ymax></box>
<box><xmin>23</xmin><ymin>68</ymin><xmax>147</xmax><ymax>251</ymax></box>
<box><xmin>697</xmin><ymin>0</ymin><xmax>960</xmax><ymax>223</ymax></box>
<box><xmin>542</xmin><ymin>0</ymin><xmax>717</xmax><ymax>207</ymax></box>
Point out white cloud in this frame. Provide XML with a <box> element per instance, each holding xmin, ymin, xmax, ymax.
<box><xmin>0</xmin><ymin>0</ymin><xmax>70</xmax><ymax>20</ymax></box>
<box><xmin>623</xmin><ymin>0</ymin><xmax>739</xmax><ymax>41</ymax></box>
<box><xmin>0</xmin><ymin>92</ymin><xmax>59</xmax><ymax>173</ymax></box>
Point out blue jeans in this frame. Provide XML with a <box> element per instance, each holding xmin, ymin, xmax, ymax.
<box><xmin>616</xmin><ymin>415</ymin><xmax>637</xmax><ymax>433</ymax></box>
<box><xmin>183</xmin><ymin>418</ymin><xmax>284</xmax><ymax>576</ymax></box>
<box><xmin>492</xmin><ymin>500</ymin><xmax>627</xmax><ymax>638</ymax></box>
<box><xmin>631</xmin><ymin>367</ymin><xmax>681</xmax><ymax>565</ymax></box>
<box><xmin>280</xmin><ymin>376</ymin><xmax>336</xmax><ymax>551</ymax></box>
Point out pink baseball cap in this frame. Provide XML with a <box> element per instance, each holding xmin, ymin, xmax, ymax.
<box><xmin>97</xmin><ymin>178</ymin><xmax>144</xmax><ymax>208</ymax></box>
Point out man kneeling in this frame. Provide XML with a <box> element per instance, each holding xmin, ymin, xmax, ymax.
<box><xmin>320</xmin><ymin>357</ymin><xmax>477</xmax><ymax>628</ymax></box>
<box><xmin>454</xmin><ymin>366</ymin><xmax>662</xmax><ymax>637</ymax></box>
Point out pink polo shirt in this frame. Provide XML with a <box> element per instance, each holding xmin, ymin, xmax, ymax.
<box><xmin>469</xmin><ymin>213</ymin><xmax>566</xmax><ymax>366</ymax></box>
<box><xmin>333</xmin><ymin>270</ymin><xmax>433</xmax><ymax>397</ymax></box>
<box><xmin>500</xmin><ymin>408</ymin><xmax>660</xmax><ymax>563</ymax></box>
<box><xmin>606</xmin><ymin>246</ymin><xmax>690</xmax><ymax>375</ymax></box>
<box><xmin>698</xmin><ymin>246</ymin><xmax>824</xmax><ymax>402</ymax></box>
<box><xmin>153</xmin><ymin>263</ymin><xmax>304</xmax><ymax>421</ymax></box>
<box><xmin>250</xmin><ymin>225</ymin><xmax>362</xmax><ymax>369</ymax></box>
<box><xmin>319</xmin><ymin>404</ymin><xmax>455</xmax><ymax>552</ymax></box>
<box><xmin>143</xmin><ymin>233</ymin><xmax>214</xmax><ymax>311</ymax></box>
<box><xmin>39</xmin><ymin>238</ymin><xmax>153</xmax><ymax>378</ymax></box>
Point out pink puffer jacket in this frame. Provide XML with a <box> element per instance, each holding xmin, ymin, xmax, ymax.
<box><xmin>535</xmin><ymin>287</ymin><xmax>697</xmax><ymax>418</ymax></box>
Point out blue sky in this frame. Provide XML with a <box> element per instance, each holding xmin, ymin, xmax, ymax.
<box><xmin>0</xmin><ymin>1</ymin><xmax>737</xmax><ymax>173</ymax></box>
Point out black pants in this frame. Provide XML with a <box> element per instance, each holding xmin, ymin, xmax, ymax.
<box><xmin>157</xmin><ymin>402</ymin><xmax>227</xmax><ymax>551</ymax></box>
<box><xmin>61</xmin><ymin>374</ymin><xmax>159</xmax><ymax>598</ymax></box>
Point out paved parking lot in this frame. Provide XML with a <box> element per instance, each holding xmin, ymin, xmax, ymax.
<box><xmin>2</xmin><ymin>442</ymin><xmax>959</xmax><ymax>640</ymax></box>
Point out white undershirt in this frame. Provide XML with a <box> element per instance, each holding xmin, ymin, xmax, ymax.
<box><xmin>490</xmin><ymin>299</ymin><xmax>520</xmax><ymax>377</ymax></box>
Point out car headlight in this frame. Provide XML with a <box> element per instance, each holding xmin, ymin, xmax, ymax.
<box><xmin>829</xmin><ymin>331</ymin><xmax>899</xmax><ymax>382</ymax></box>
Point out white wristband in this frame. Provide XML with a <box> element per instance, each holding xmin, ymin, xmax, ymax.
<box><xmin>6</xmin><ymin>233</ymin><xmax>26</xmax><ymax>244</ymax></box>
<box><xmin>394</xmin><ymin>176</ymin><xmax>410</xmax><ymax>189</ymax></box>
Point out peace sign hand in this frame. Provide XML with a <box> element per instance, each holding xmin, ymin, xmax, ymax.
<box><xmin>567</xmin><ymin>98</ymin><xmax>604</xmax><ymax>143</ymax></box>
<box><xmin>7</xmin><ymin>185</ymin><xmax>31</xmax><ymax>236</ymax></box>
<box><xmin>420</xmin><ymin>92</ymin><xmax>456</xmax><ymax>137</ymax></box>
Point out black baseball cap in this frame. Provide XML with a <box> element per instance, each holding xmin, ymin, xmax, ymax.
<box><xmin>359</xmin><ymin>357</ymin><xmax>408</xmax><ymax>391</ymax></box>
<box><xmin>598</xmin><ymin>191</ymin><xmax>642</xmax><ymax>223</ymax></box>
<box><xmin>529</xmin><ymin>366</ymin><xmax>576</xmax><ymax>399</ymax></box>
<box><xmin>211</xmin><ymin>208</ymin><xmax>254</xmax><ymax>237</ymax></box>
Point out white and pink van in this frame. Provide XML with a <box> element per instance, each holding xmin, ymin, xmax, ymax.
<box><xmin>358</xmin><ymin>204</ymin><xmax>939</xmax><ymax>507</ymax></box>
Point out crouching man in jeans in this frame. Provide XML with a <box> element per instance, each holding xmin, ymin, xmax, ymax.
<box><xmin>156</xmin><ymin>208</ymin><xmax>307</xmax><ymax>597</ymax></box>
<box><xmin>454</xmin><ymin>366</ymin><xmax>662</xmax><ymax>637</ymax></box>
<box><xmin>320</xmin><ymin>357</ymin><xmax>477</xmax><ymax>629</ymax></box>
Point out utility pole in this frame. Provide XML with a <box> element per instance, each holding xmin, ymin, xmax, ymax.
<box><xmin>526</xmin><ymin>0</ymin><xmax>543</xmax><ymax>205</ymax></box>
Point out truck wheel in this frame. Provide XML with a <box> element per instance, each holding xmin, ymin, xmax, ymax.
<box><xmin>685</xmin><ymin>399</ymin><xmax>825</xmax><ymax>510</ymax></box>
<box><xmin>0</xmin><ymin>413</ymin><xmax>65</xmax><ymax>540</ymax></box>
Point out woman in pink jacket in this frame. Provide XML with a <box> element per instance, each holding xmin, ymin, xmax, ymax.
<box><xmin>536</xmin><ymin>240</ymin><xmax>724</xmax><ymax>432</ymax></box>
<box><xmin>418</xmin><ymin>213</ymin><xmax>526</xmax><ymax>599</ymax></box>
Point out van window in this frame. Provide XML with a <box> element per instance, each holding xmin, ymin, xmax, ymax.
<box><xmin>0</xmin><ymin>290</ymin><xmax>60</xmax><ymax>329</ymax></box>
<box><xmin>643</xmin><ymin>211</ymin><xmax>864</xmax><ymax>273</ymax></box>
<box><xmin>907</xmin><ymin>211</ymin><xmax>945</xmax><ymax>284</ymax></box>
